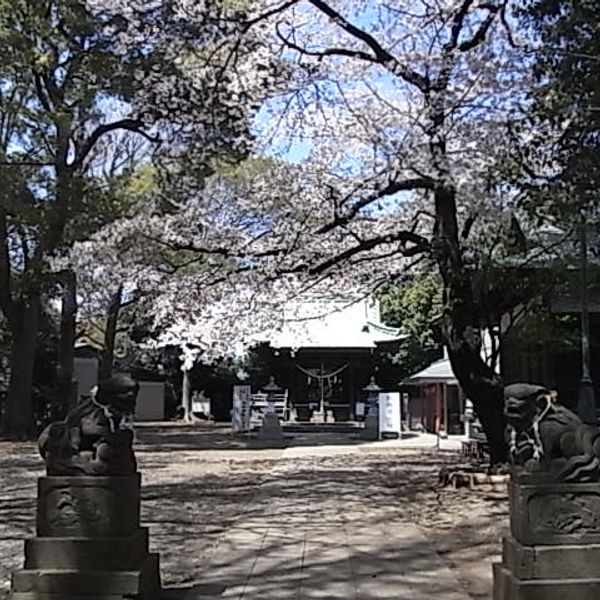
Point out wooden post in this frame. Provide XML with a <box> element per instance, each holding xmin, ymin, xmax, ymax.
<box><xmin>181</xmin><ymin>368</ymin><xmax>191</xmax><ymax>422</ymax></box>
<box><xmin>443</xmin><ymin>382</ymin><xmax>449</xmax><ymax>434</ymax></box>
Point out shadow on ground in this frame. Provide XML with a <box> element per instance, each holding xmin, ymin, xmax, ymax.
<box><xmin>0</xmin><ymin>430</ymin><xmax>505</xmax><ymax>599</ymax></box>
<box><xmin>134</xmin><ymin>424</ymin><xmax>426</xmax><ymax>454</ymax></box>
<box><xmin>139</xmin><ymin>448</ymin><xmax>506</xmax><ymax>598</ymax></box>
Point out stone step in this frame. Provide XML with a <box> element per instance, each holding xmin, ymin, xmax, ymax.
<box><xmin>502</xmin><ymin>535</ymin><xmax>600</xmax><ymax>579</ymax></box>
<box><xmin>11</xmin><ymin>553</ymin><xmax>160</xmax><ymax>598</ymax></box>
<box><xmin>11</xmin><ymin>595</ymin><xmax>174</xmax><ymax>600</ymax></box>
<box><xmin>10</xmin><ymin>594</ymin><xmax>125</xmax><ymax>599</ymax></box>
<box><xmin>282</xmin><ymin>422</ymin><xmax>362</xmax><ymax>433</ymax></box>
<box><xmin>24</xmin><ymin>528</ymin><xmax>149</xmax><ymax>570</ymax></box>
<box><xmin>494</xmin><ymin>563</ymin><xmax>600</xmax><ymax>600</ymax></box>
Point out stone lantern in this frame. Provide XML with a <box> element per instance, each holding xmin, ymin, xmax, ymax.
<box><xmin>360</xmin><ymin>375</ymin><xmax>381</xmax><ymax>441</ymax></box>
<box><xmin>257</xmin><ymin>376</ymin><xmax>284</xmax><ymax>443</ymax></box>
<box><xmin>262</xmin><ymin>375</ymin><xmax>281</xmax><ymax>414</ymax></box>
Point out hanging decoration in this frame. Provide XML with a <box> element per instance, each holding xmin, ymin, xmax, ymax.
<box><xmin>295</xmin><ymin>362</ymin><xmax>348</xmax><ymax>413</ymax></box>
<box><xmin>295</xmin><ymin>362</ymin><xmax>348</xmax><ymax>381</ymax></box>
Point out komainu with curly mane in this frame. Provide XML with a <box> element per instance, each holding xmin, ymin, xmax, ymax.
<box><xmin>38</xmin><ymin>374</ymin><xmax>139</xmax><ymax>476</ymax></box>
<box><xmin>504</xmin><ymin>383</ymin><xmax>600</xmax><ymax>482</ymax></box>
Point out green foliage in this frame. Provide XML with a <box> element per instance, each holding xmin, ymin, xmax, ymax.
<box><xmin>376</xmin><ymin>275</ymin><xmax>444</xmax><ymax>384</ymax></box>
<box><xmin>216</xmin><ymin>155</ymin><xmax>279</xmax><ymax>183</ymax></box>
<box><xmin>519</xmin><ymin>0</ymin><xmax>600</xmax><ymax>220</ymax></box>
<box><xmin>509</xmin><ymin>309</ymin><xmax>580</xmax><ymax>355</ymax></box>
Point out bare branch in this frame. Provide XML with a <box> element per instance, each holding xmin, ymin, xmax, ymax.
<box><xmin>447</xmin><ymin>0</ymin><xmax>475</xmax><ymax>51</ymax></box>
<box><xmin>317</xmin><ymin>177</ymin><xmax>435</xmax><ymax>234</ymax></box>
<box><xmin>245</xmin><ymin>0</ymin><xmax>301</xmax><ymax>29</ymax></box>
<box><xmin>276</xmin><ymin>23</ymin><xmax>378</xmax><ymax>64</ymax></box>
<box><xmin>305</xmin><ymin>0</ymin><xmax>431</xmax><ymax>91</ymax></box>
<box><xmin>33</xmin><ymin>73</ymin><xmax>52</xmax><ymax>112</ymax></box>
<box><xmin>457</xmin><ymin>3</ymin><xmax>502</xmax><ymax>52</ymax></box>
<box><xmin>74</xmin><ymin>119</ymin><xmax>159</xmax><ymax>170</ymax></box>
<box><xmin>308</xmin><ymin>230</ymin><xmax>431</xmax><ymax>275</ymax></box>
<box><xmin>499</xmin><ymin>3</ymin><xmax>518</xmax><ymax>49</ymax></box>
<box><xmin>461</xmin><ymin>214</ymin><xmax>477</xmax><ymax>239</ymax></box>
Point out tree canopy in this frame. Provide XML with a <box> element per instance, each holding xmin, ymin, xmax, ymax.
<box><xmin>2</xmin><ymin>0</ymin><xmax>599</xmax><ymax>461</ymax></box>
<box><xmin>0</xmin><ymin>0</ymin><xmax>277</xmax><ymax>436</ymax></box>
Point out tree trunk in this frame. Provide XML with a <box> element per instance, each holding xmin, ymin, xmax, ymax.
<box><xmin>446</xmin><ymin>343</ymin><xmax>507</xmax><ymax>466</ymax></box>
<box><xmin>56</xmin><ymin>272</ymin><xmax>77</xmax><ymax>414</ymax></box>
<box><xmin>2</xmin><ymin>298</ymin><xmax>39</xmax><ymax>438</ymax></box>
<box><xmin>98</xmin><ymin>285</ymin><xmax>123</xmax><ymax>381</ymax></box>
<box><xmin>433</xmin><ymin>185</ymin><xmax>508</xmax><ymax>467</ymax></box>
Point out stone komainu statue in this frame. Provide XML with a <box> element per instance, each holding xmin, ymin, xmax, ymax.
<box><xmin>504</xmin><ymin>382</ymin><xmax>600</xmax><ymax>482</ymax></box>
<box><xmin>39</xmin><ymin>374</ymin><xmax>139</xmax><ymax>476</ymax></box>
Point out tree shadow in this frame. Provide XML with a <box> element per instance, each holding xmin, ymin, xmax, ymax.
<box><xmin>138</xmin><ymin>449</ymin><xmax>506</xmax><ymax>597</ymax></box>
<box><xmin>0</xmin><ymin>436</ymin><xmax>505</xmax><ymax>599</ymax></box>
<box><xmin>133</xmin><ymin>425</ymin><xmax>433</xmax><ymax>454</ymax></box>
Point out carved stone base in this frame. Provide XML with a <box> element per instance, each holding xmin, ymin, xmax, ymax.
<box><xmin>494</xmin><ymin>479</ymin><xmax>600</xmax><ymax>599</ymax></box>
<box><xmin>509</xmin><ymin>480</ymin><xmax>600</xmax><ymax>545</ymax></box>
<box><xmin>9</xmin><ymin>475</ymin><xmax>161</xmax><ymax>600</ymax></box>
<box><xmin>36</xmin><ymin>474</ymin><xmax>142</xmax><ymax>537</ymax></box>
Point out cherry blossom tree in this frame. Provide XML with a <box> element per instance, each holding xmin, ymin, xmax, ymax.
<box><xmin>0</xmin><ymin>0</ymin><xmax>278</xmax><ymax>437</ymax></box>
<box><xmin>211</xmin><ymin>0</ymin><xmax>535</xmax><ymax>465</ymax></box>
<box><xmin>48</xmin><ymin>0</ymin><xmax>559</xmax><ymax>465</ymax></box>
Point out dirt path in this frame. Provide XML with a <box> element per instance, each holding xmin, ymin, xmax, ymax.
<box><xmin>0</xmin><ymin>427</ymin><xmax>507</xmax><ymax>599</ymax></box>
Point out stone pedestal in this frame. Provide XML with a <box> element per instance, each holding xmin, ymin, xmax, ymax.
<box><xmin>9</xmin><ymin>474</ymin><xmax>161</xmax><ymax>600</ymax></box>
<box><xmin>310</xmin><ymin>410</ymin><xmax>325</xmax><ymax>424</ymax></box>
<box><xmin>360</xmin><ymin>411</ymin><xmax>379</xmax><ymax>440</ymax></box>
<box><xmin>494</xmin><ymin>479</ymin><xmax>600</xmax><ymax>600</ymax></box>
<box><xmin>257</xmin><ymin>412</ymin><xmax>284</xmax><ymax>442</ymax></box>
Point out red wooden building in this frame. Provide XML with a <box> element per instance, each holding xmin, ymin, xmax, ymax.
<box><xmin>404</xmin><ymin>354</ymin><xmax>465</xmax><ymax>434</ymax></box>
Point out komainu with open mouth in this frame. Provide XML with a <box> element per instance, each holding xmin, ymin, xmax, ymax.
<box><xmin>504</xmin><ymin>382</ymin><xmax>600</xmax><ymax>482</ymax></box>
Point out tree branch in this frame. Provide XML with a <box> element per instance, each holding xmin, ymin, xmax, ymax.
<box><xmin>244</xmin><ymin>0</ymin><xmax>301</xmax><ymax>28</ymax></box>
<box><xmin>447</xmin><ymin>0</ymin><xmax>475</xmax><ymax>51</ymax></box>
<box><xmin>305</xmin><ymin>0</ymin><xmax>430</xmax><ymax>91</ymax></box>
<box><xmin>74</xmin><ymin>119</ymin><xmax>159</xmax><ymax>170</ymax></box>
<box><xmin>317</xmin><ymin>176</ymin><xmax>434</xmax><ymax>234</ymax></box>
<box><xmin>461</xmin><ymin>214</ymin><xmax>477</xmax><ymax>239</ymax></box>
<box><xmin>0</xmin><ymin>210</ymin><xmax>16</xmax><ymax>329</ymax></box>
<box><xmin>308</xmin><ymin>230</ymin><xmax>431</xmax><ymax>275</ymax></box>
<box><xmin>276</xmin><ymin>24</ymin><xmax>378</xmax><ymax>64</ymax></box>
<box><xmin>457</xmin><ymin>3</ymin><xmax>502</xmax><ymax>52</ymax></box>
<box><xmin>33</xmin><ymin>73</ymin><xmax>53</xmax><ymax>112</ymax></box>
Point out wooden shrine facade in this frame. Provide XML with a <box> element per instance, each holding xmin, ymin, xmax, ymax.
<box><xmin>270</xmin><ymin>347</ymin><xmax>376</xmax><ymax>422</ymax></box>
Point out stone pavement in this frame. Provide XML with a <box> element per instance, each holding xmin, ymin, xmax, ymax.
<box><xmin>184</xmin><ymin>443</ymin><xmax>471</xmax><ymax>600</ymax></box>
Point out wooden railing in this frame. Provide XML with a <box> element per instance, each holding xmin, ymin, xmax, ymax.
<box><xmin>248</xmin><ymin>391</ymin><xmax>289</xmax><ymax>429</ymax></box>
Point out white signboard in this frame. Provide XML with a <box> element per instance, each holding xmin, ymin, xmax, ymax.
<box><xmin>232</xmin><ymin>385</ymin><xmax>252</xmax><ymax>432</ymax></box>
<box><xmin>378</xmin><ymin>392</ymin><xmax>401</xmax><ymax>438</ymax></box>
<box><xmin>192</xmin><ymin>399</ymin><xmax>210</xmax><ymax>415</ymax></box>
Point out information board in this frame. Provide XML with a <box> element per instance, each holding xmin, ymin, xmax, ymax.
<box><xmin>378</xmin><ymin>392</ymin><xmax>401</xmax><ymax>438</ymax></box>
<box><xmin>232</xmin><ymin>385</ymin><xmax>252</xmax><ymax>432</ymax></box>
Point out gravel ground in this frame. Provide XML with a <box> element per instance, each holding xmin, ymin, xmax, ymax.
<box><xmin>0</xmin><ymin>425</ymin><xmax>508</xmax><ymax>599</ymax></box>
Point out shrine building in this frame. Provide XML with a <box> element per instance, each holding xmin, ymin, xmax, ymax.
<box><xmin>261</xmin><ymin>297</ymin><xmax>403</xmax><ymax>422</ymax></box>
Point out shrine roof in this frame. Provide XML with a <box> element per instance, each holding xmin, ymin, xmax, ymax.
<box><xmin>261</xmin><ymin>297</ymin><xmax>405</xmax><ymax>350</ymax></box>
<box><xmin>404</xmin><ymin>357</ymin><xmax>458</xmax><ymax>385</ymax></box>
